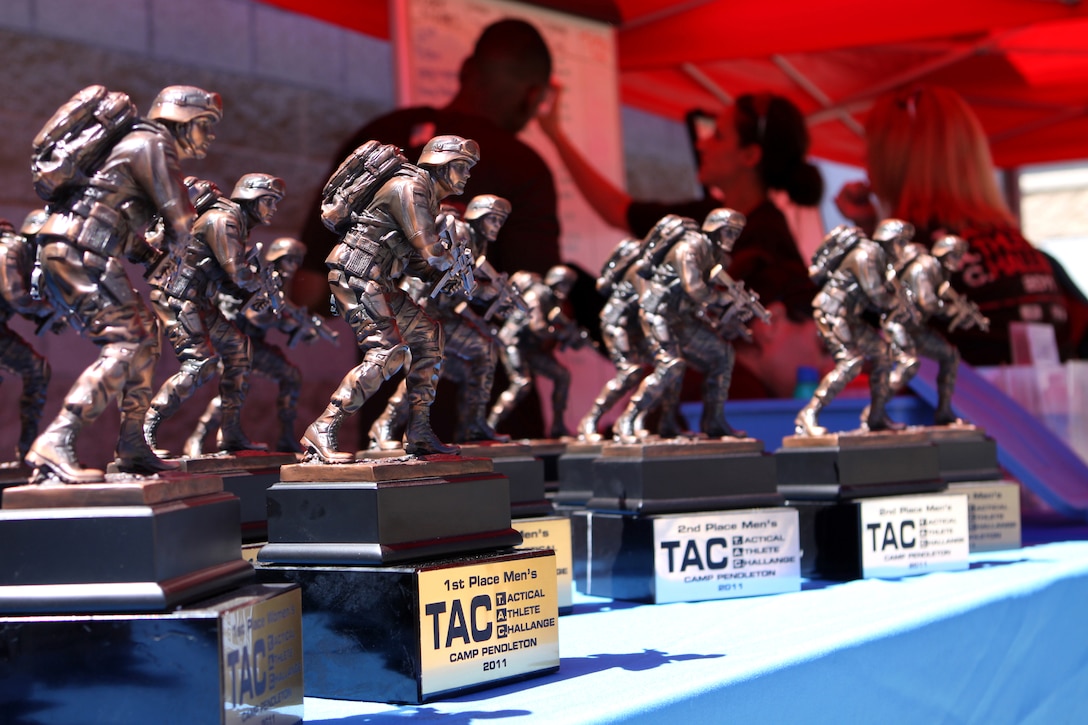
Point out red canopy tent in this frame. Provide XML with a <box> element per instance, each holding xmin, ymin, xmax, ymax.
<box><xmin>259</xmin><ymin>0</ymin><xmax>1088</xmax><ymax>167</ymax></box>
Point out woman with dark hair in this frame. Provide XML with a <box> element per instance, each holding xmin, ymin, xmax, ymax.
<box><xmin>539</xmin><ymin>90</ymin><xmax>829</xmax><ymax>398</ymax></box>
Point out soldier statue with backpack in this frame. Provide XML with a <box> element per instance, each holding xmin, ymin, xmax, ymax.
<box><xmin>368</xmin><ymin>194</ymin><xmax>518</xmax><ymax>449</ymax></box>
<box><xmin>300</xmin><ymin>135</ymin><xmax>479</xmax><ymax>462</ymax></box>
<box><xmin>487</xmin><ymin>264</ymin><xmax>582</xmax><ymax>440</ymax></box>
<box><xmin>143</xmin><ymin>171</ymin><xmax>286</xmax><ymax>456</ymax></box>
<box><xmin>794</xmin><ymin>222</ymin><xmax>903</xmax><ymax>436</ymax></box>
<box><xmin>576</xmin><ymin>234</ymin><xmax>654</xmax><ymax>441</ymax></box>
<box><xmin>183</xmin><ymin>236</ymin><xmax>339</xmax><ymax>456</ymax></box>
<box><xmin>0</xmin><ymin>211</ymin><xmax>58</xmax><ymax>464</ymax></box>
<box><xmin>26</xmin><ymin>84</ymin><xmax>221</xmax><ymax>483</ymax></box>
<box><xmin>612</xmin><ymin>208</ymin><xmax>752</xmax><ymax>443</ymax></box>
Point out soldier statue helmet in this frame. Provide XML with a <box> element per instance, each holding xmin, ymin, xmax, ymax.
<box><xmin>231</xmin><ymin>173</ymin><xmax>286</xmax><ymax>227</ymax></box>
<box><xmin>931</xmin><ymin>234</ymin><xmax>968</xmax><ymax>272</ymax></box>
<box><xmin>702</xmin><ymin>208</ymin><xmax>746</xmax><ymax>252</ymax></box>
<box><xmin>871</xmin><ymin>218</ymin><xmax>916</xmax><ymax>259</ymax></box>
<box><xmin>544</xmin><ymin>264</ymin><xmax>577</xmax><ymax>299</ymax></box>
<box><xmin>262</xmin><ymin>236</ymin><xmax>306</xmax><ymax>280</ymax></box>
<box><xmin>464</xmin><ymin>194</ymin><xmax>512</xmax><ymax>244</ymax></box>
<box><xmin>148</xmin><ymin>85</ymin><xmax>223</xmax><ymax>160</ymax></box>
<box><xmin>418</xmin><ymin>135</ymin><xmax>480</xmax><ymax>198</ymax></box>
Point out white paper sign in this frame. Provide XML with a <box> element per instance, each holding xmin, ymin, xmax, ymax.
<box><xmin>653</xmin><ymin>508</ymin><xmax>801</xmax><ymax>603</ymax></box>
<box><xmin>859</xmin><ymin>494</ymin><xmax>970</xmax><ymax>578</ymax></box>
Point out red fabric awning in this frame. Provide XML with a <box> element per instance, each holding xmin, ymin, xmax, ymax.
<box><xmin>257</xmin><ymin>0</ymin><xmax>1088</xmax><ymax>167</ymax></box>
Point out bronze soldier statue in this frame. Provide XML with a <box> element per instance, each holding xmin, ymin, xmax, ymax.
<box><xmin>795</xmin><ymin>222</ymin><xmax>903</xmax><ymax>436</ymax></box>
<box><xmin>145</xmin><ymin>172</ymin><xmax>286</xmax><ymax>454</ymax></box>
<box><xmin>613</xmin><ymin>209</ymin><xmax>751</xmax><ymax>443</ymax></box>
<box><xmin>0</xmin><ymin>212</ymin><xmax>55</xmax><ymax>463</ymax></box>
<box><xmin>27</xmin><ymin>85</ymin><xmax>221</xmax><ymax>483</ymax></box>
<box><xmin>487</xmin><ymin>264</ymin><xmax>580</xmax><ymax>440</ymax></box>
<box><xmin>184</xmin><ymin>236</ymin><xmax>338</xmax><ymax>455</ymax></box>
<box><xmin>879</xmin><ymin>233</ymin><xmax>986</xmax><ymax>426</ymax></box>
<box><xmin>368</xmin><ymin>194</ymin><xmax>515</xmax><ymax>448</ymax></box>
<box><xmin>577</xmin><ymin>235</ymin><xmax>653</xmax><ymax>441</ymax></box>
<box><xmin>301</xmin><ymin>135</ymin><xmax>478</xmax><ymax>461</ymax></box>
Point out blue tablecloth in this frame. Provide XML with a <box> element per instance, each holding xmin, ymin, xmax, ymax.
<box><xmin>303</xmin><ymin>532</ymin><xmax>1088</xmax><ymax>723</ymax></box>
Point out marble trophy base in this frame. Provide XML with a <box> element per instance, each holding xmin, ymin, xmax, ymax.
<box><xmin>458</xmin><ymin>442</ymin><xmax>553</xmax><ymax>517</ymax></box>
<box><xmin>588</xmin><ymin>438</ymin><xmax>782</xmax><ymax>514</ymax></box>
<box><xmin>579</xmin><ymin>507</ymin><xmax>802</xmax><ymax>603</ymax></box>
<box><xmin>0</xmin><ymin>583</ymin><xmax>303</xmax><ymax>723</ymax></box>
<box><xmin>777</xmin><ymin>430</ymin><xmax>945</xmax><ymax>500</ymax></box>
<box><xmin>259</xmin><ymin>455</ymin><xmax>522</xmax><ymax>566</ymax></box>
<box><xmin>554</xmin><ymin>441</ymin><xmax>601</xmax><ymax>507</ymax></box>
<box><xmin>791</xmin><ymin>491</ymin><xmax>971</xmax><ymax>579</ymax></box>
<box><xmin>917</xmin><ymin>424</ymin><xmax>1001</xmax><ymax>483</ymax></box>
<box><xmin>109</xmin><ymin>451</ymin><xmax>299</xmax><ymax>543</ymax></box>
<box><xmin>256</xmin><ymin>548</ymin><xmax>560</xmax><ymax>704</ymax></box>
<box><xmin>0</xmin><ymin>475</ymin><xmax>254</xmax><ymax>613</ymax></box>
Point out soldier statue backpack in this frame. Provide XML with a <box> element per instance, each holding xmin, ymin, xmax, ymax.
<box><xmin>809</xmin><ymin>224</ymin><xmax>865</xmax><ymax>286</ymax></box>
<box><xmin>597</xmin><ymin>236</ymin><xmax>647</xmax><ymax>295</ymax></box>
<box><xmin>320</xmin><ymin>140</ymin><xmax>408</xmax><ymax>234</ymax></box>
<box><xmin>635</xmin><ymin>214</ymin><xmax>699</xmax><ymax>279</ymax></box>
<box><xmin>31</xmin><ymin>85</ymin><xmax>140</xmax><ymax>202</ymax></box>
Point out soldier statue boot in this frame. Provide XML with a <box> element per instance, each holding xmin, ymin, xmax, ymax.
<box><xmin>405</xmin><ymin>404</ymin><xmax>460</xmax><ymax>456</ymax></box>
<box><xmin>300</xmin><ymin>403</ymin><xmax>355</xmax><ymax>463</ymax></box>
<box><xmin>794</xmin><ymin>395</ymin><xmax>828</xmax><ymax>437</ymax></box>
<box><xmin>455</xmin><ymin>382</ymin><xmax>509</xmax><ymax>443</ymax></box>
<box><xmin>577</xmin><ymin>403</ymin><xmax>605</xmax><ymax>441</ymax></box>
<box><xmin>183</xmin><ymin>398</ymin><xmax>220</xmax><ymax>457</ymax></box>
<box><xmin>26</xmin><ymin>410</ymin><xmax>104</xmax><ymax>483</ymax></box>
<box><xmin>217</xmin><ymin>404</ymin><xmax>268</xmax><ymax>452</ymax></box>
<box><xmin>116</xmin><ymin>415</ymin><xmax>180</xmax><ymax>474</ymax></box>
<box><xmin>368</xmin><ymin>387</ymin><xmax>409</xmax><ymax>450</ymax></box>
<box><xmin>275</xmin><ymin>406</ymin><xmax>305</xmax><ymax>454</ymax></box>
<box><xmin>614</xmin><ymin>396</ymin><xmax>651</xmax><ymax>444</ymax></box>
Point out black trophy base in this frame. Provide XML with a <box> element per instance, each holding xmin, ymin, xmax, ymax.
<box><xmin>105</xmin><ymin>452</ymin><xmax>295</xmax><ymax>543</ymax></box>
<box><xmin>554</xmin><ymin>441</ymin><xmax>601</xmax><ymax>506</ymax></box>
<box><xmin>256</xmin><ymin>548</ymin><xmax>560</xmax><ymax>704</ymax></box>
<box><xmin>792</xmin><ymin>500</ymin><xmax>867</xmax><ymax>579</ymax></box>
<box><xmin>0</xmin><ymin>583</ymin><xmax>303</xmax><ymax>724</ymax></box>
<box><xmin>587</xmin><ymin>438</ymin><xmax>782</xmax><ymax>514</ymax></box>
<box><xmin>0</xmin><ymin>476</ymin><xmax>253</xmax><ymax>613</ymax></box>
<box><xmin>459</xmin><ymin>442</ymin><xmax>554</xmax><ymax>517</ymax></box>
<box><xmin>261</xmin><ymin>456</ymin><xmax>521</xmax><ymax>566</ymax></box>
<box><xmin>920</xmin><ymin>425</ymin><xmax>1001</xmax><ymax>483</ymax></box>
<box><xmin>223</xmin><ymin>470</ymin><xmax>281</xmax><ymax>542</ymax></box>
<box><xmin>777</xmin><ymin>430</ymin><xmax>945</xmax><ymax>500</ymax></box>
<box><xmin>570</xmin><ymin>510</ymin><xmax>589</xmax><ymax>591</ymax></box>
<box><xmin>522</xmin><ymin>439</ymin><xmax>568</xmax><ymax>491</ymax></box>
<box><xmin>582</xmin><ymin>512</ymin><xmax>657</xmax><ymax>601</ymax></box>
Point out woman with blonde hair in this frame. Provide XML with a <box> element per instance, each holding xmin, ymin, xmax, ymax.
<box><xmin>837</xmin><ymin>85</ymin><xmax>1072</xmax><ymax>364</ymax></box>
